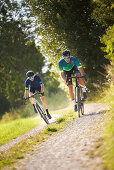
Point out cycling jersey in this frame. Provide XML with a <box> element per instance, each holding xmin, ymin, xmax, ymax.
<box><xmin>25</xmin><ymin>75</ymin><xmax>42</xmax><ymax>90</ymax></box>
<box><xmin>58</xmin><ymin>56</ymin><xmax>82</xmax><ymax>72</ymax></box>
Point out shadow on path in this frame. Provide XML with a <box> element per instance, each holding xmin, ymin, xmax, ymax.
<box><xmin>84</xmin><ymin>111</ymin><xmax>106</xmax><ymax>117</ymax></box>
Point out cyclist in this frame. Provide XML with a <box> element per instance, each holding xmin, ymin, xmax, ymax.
<box><xmin>24</xmin><ymin>70</ymin><xmax>52</xmax><ymax>119</ymax></box>
<box><xmin>58</xmin><ymin>50</ymin><xmax>88</xmax><ymax>111</ymax></box>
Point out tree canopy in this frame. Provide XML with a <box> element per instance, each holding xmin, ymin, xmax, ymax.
<box><xmin>25</xmin><ymin>0</ymin><xmax>111</xmax><ymax>80</ymax></box>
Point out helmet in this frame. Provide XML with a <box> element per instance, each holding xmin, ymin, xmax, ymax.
<box><xmin>62</xmin><ymin>50</ymin><xmax>70</xmax><ymax>56</ymax></box>
<box><xmin>26</xmin><ymin>70</ymin><xmax>34</xmax><ymax>77</ymax></box>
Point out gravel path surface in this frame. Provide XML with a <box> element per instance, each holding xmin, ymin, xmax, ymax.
<box><xmin>15</xmin><ymin>103</ymin><xmax>106</xmax><ymax>170</ymax></box>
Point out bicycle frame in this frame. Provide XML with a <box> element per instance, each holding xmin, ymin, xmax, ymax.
<box><xmin>69</xmin><ymin>76</ymin><xmax>85</xmax><ymax>117</ymax></box>
<box><xmin>24</xmin><ymin>92</ymin><xmax>49</xmax><ymax>124</ymax></box>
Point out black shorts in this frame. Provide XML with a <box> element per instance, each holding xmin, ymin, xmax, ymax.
<box><xmin>30</xmin><ymin>86</ymin><xmax>44</xmax><ymax>96</ymax></box>
<box><xmin>63</xmin><ymin>65</ymin><xmax>80</xmax><ymax>86</ymax></box>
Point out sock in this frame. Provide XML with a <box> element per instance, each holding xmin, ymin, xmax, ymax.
<box><xmin>33</xmin><ymin>104</ymin><xmax>36</xmax><ymax>109</ymax></box>
<box><xmin>82</xmin><ymin>87</ymin><xmax>86</xmax><ymax>93</ymax></box>
<box><xmin>72</xmin><ymin>99</ymin><xmax>76</xmax><ymax>105</ymax></box>
<box><xmin>46</xmin><ymin>109</ymin><xmax>49</xmax><ymax>114</ymax></box>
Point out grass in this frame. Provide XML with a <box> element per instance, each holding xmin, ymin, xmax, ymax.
<box><xmin>101</xmin><ymin>84</ymin><xmax>114</xmax><ymax>170</ymax></box>
<box><xmin>0</xmin><ymin>109</ymin><xmax>76</xmax><ymax>169</ymax></box>
<box><xmin>0</xmin><ymin>117</ymin><xmax>41</xmax><ymax>146</ymax></box>
<box><xmin>86</xmin><ymin>84</ymin><xmax>114</xmax><ymax>170</ymax></box>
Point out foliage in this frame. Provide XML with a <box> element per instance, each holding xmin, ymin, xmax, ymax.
<box><xmin>92</xmin><ymin>0</ymin><xmax>114</xmax><ymax>27</ymax></box>
<box><xmin>0</xmin><ymin>0</ymin><xmax>45</xmax><ymax>115</ymax></box>
<box><xmin>0</xmin><ymin>117</ymin><xmax>41</xmax><ymax>146</ymax></box>
<box><xmin>26</xmin><ymin>0</ymin><xmax>109</xmax><ymax>80</ymax></box>
<box><xmin>101</xmin><ymin>26</ymin><xmax>114</xmax><ymax>62</ymax></box>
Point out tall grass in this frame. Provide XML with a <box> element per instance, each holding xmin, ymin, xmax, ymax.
<box><xmin>0</xmin><ymin>118</ymin><xmax>41</xmax><ymax>146</ymax></box>
<box><xmin>102</xmin><ymin>84</ymin><xmax>114</xmax><ymax>170</ymax></box>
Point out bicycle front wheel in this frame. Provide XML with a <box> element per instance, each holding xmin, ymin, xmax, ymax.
<box><xmin>80</xmin><ymin>102</ymin><xmax>84</xmax><ymax>115</ymax></box>
<box><xmin>80</xmin><ymin>88</ymin><xmax>84</xmax><ymax>115</ymax></box>
<box><xmin>77</xmin><ymin>87</ymin><xmax>81</xmax><ymax>117</ymax></box>
<box><xmin>35</xmin><ymin>102</ymin><xmax>49</xmax><ymax>124</ymax></box>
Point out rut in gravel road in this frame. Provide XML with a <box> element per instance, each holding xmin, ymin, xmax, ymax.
<box><xmin>15</xmin><ymin>103</ymin><xmax>106</xmax><ymax>170</ymax></box>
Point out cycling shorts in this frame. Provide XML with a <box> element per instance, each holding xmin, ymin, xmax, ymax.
<box><xmin>30</xmin><ymin>86</ymin><xmax>44</xmax><ymax>96</ymax></box>
<box><xmin>63</xmin><ymin>65</ymin><xmax>80</xmax><ymax>86</ymax></box>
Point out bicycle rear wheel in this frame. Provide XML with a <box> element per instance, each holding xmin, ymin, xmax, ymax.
<box><xmin>35</xmin><ymin>102</ymin><xmax>49</xmax><ymax>124</ymax></box>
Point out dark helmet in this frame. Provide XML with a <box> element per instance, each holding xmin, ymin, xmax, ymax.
<box><xmin>62</xmin><ymin>50</ymin><xmax>70</xmax><ymax>56</ymax></box>
<box><xmin>26</xmin><ymin>70</ymin><xmax>34</xmax><ymax>77</ymax></box>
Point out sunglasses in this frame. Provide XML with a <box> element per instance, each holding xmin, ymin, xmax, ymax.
<box><xmin>64</xmin><ymin>56</ymin><xmax>70</xmax><ymax>60</ymax></box>
<box><xmin>29</xmin><ymin>76</ymin><xmax>34</xmax><ymax>79</ymax></box>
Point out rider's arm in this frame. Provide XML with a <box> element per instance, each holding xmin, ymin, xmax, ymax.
<box><xmin>24</xmin><ymin>89</ymin><xmax>29</xmax><ymax>104</ymax></box>
<box><xmin>40</xmin><ymin>83</ymin><xmax>44</xmax><ymax>93</ymax></box>
<box><xmin>24</xmin><ymin>90</ymin><xmax>29</xmax><ymax>99</ymax></box>
<box><xmin>24</xmin><ymin>79</ymin><xmax>29</xmax><ymax>103</ymax></box>
<box><xmin>78</xmin><ymin>67</ymin><xmax>86</xmax><ymax>76</ymax></box>
<box><xmin>60</xmin><ymin>72</ymin><xmax>69</xmax><ymax>85</ymax></box>
<box><xmin>74</xmin><ymin>57</ymin><xmax>88</xmax><ymax>82</ymax></box>
<box><xmin>78</xmin><ymin>67</ymin><xmax>88</xmax><ymax>83</ymax></box>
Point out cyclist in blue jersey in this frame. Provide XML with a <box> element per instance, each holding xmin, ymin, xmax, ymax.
<box><xmin>58</xmin><ymin>50</ymin><xmax>88</xmax><ymax>111</ymax></box>
<box><xmin>24</xmin><ymin>70</ymin><xmax>51</xmax><ymax>119</ymax></box>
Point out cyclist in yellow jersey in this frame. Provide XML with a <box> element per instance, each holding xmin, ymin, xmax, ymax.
<box><xmin>58</xmin><ymin>50</ymin><xmax>88</xmax><ymax>111</ymax></box>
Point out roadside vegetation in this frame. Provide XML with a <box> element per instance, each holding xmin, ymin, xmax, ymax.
<box><xmin>0</xmin><ymin>118</ymin><xmax>41</xmax><ymax>146</ymax></box>
<box><xmin>87</xmin><ymin>63</ymin><xmax>114</xmax><ymax>170</ymax></box>
<box><xmin>100</xmin><ymin>64</ymin><xmax>114</xmax><ymax>170</ymax></box>
<box><xmin>102</xmin><ymin>84</ymin><xmax>114</xmax><ymax>170</ymax></box>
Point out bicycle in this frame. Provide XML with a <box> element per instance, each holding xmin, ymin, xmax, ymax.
<box><xmin>69</xmin><ymin>76</ymin><xmax>85</xmax><ymax>118</ymax></box>
<box><xmin>24</xmin><ymin>92</ymin><xmax>49</xmax><ymax>124</ymax></box>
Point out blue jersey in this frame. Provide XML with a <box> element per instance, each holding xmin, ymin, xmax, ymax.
<box><xmin>58</xmin><ymin>56</ymin><xmax>81</xmax><ymax>72</ymax></box>
<box><xmin>25</xmin><ymin>75</ymin><xmax>42</xmax><ymax>90</ymax></box>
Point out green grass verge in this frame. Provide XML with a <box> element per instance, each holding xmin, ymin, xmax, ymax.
<box><xmin>86</xmin><ymin>84</ymin><xmax>114</xmax><ymax>170</ymax></box>
<box><xmin>0</xmin><ymin>110</ymin><xmax>76</xmax><ymax>169</ymax></box>
<box><xmin>101</xmin><ymin>84</ymin><xmax>114</xmax><ymax>170</ymax></box>
<box><xmin>0</xmin><ymin>118</ymin><xmax>41</xmax><ymax>146</ymax></box>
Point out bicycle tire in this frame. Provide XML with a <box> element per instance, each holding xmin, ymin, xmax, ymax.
<box><xmin>77</xmin><ymin>87</ymin><xmax>81</xmax><ymax>117</ymax></box>
<box><xmin>80</xmin><ymin>88</ymin><xmax>84</xmax><ymax>115</ymax></box>
<box><xmin>81</xmin><ymin>102</ymin><xmax>84</xmax><ymax>115</ymax></box>
<box><xmin>35</xmin><ymin>102</ymin><xmax>49</xmax><ymax>124</ymax></box>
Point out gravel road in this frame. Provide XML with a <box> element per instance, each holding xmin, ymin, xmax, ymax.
<box><xmin>15</xmin><ymin>103</ymin><xmax>106</xmax><ymax>170</ymax></box>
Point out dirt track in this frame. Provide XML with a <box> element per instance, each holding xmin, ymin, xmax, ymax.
<box><xmin>15</xmin><ymin>103</ymin><xmax>106</xmax><ymax>170</ymax></box>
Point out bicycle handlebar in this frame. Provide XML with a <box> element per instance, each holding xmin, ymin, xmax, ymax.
<box><xmin>24</xmin><ymin>91</ymin><xmax>41</xmax><ymax>100</ymax></box>
<box><xmin>69</xmin><ymin>75</ymin><xmax>85</xmax><ymax>79</ymax></box>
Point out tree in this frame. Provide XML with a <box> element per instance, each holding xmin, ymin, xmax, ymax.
<box><xmin>26</xmin><ymin>0</ymin><xmax>109</xmax><ymax>80</ymax></box>
<box><xmin>0</xmin><ymin>0</ymin><xmax>45</xmax><ymax>115</ymax></box>
<box><xmin>92</xmin><ymin>0</ymin><xmax>114</xmax><ymax>27</ymax></box>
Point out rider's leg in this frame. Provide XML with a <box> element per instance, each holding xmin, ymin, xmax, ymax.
<box><xmin>68</xmin><ymin>85</ymin><xmax>77</xmax><ymax>111</ymax></box>
<box><xmin>40</xmin><ymin>96</ymin><xmax>52</xmax><ymax>119</ymax></box>
<box><xmin>76</xmin><ymin>73</ymin><xmax>87</xmax><ymax>99</ymax></box>
<box><xmin>29</xmin><ymin>92</ymin><xmax>37</xmax><ymax>113</ymax></box>
<box><xmin>29</xmin><ymin>92</ymin><xmax>34</xmax><ymax>104</ymax></box>
<box><xmin>68</xmin><ymin>85</ymin><xmax>74</xmax><ymax>100</ymax></box>
<box><xmin>40</xmin><ymin>96</ymin><xmax>48</xmax><ymax>110</ymax></box>
<box><xmin>76</xmin><ymin>73</ymin><xmax>85</xmax><ymax>87</ymax></box>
